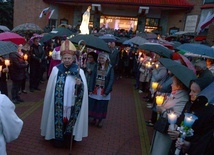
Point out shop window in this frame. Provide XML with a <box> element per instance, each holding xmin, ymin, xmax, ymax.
<box><xmin>145</xmin><ymin>18</ymin><xmax>160</xmax><ymax>32</ymax></box>
<box><xmin>49</xmin><ymin>19</ymin><xmax>57</xmax><ymax>30</ymax></box>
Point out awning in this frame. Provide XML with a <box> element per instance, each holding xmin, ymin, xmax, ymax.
<box><xmin>43</xmin><ymin>0</ymin><xmax>193</xmax><ymax>8</ymax></box>
<box><xmin>201</xmin><ymin>4</ymin><xmax>214</xmax><ymax>9</ymax></box>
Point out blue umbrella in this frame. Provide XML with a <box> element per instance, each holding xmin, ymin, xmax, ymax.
<box><xmin>124</xmin><ymin>36</ymin><xmax>149</xmax><ymax>46</ymax></box>
<box><xmin>177</xmin><ymin>43</ymin><xmax>214</xmax><ymax>58</ymax></box>
<box><xmin>159</xmin><ymin>58</ymin><xmax>197</xmax><ymax>87</ymax></box>
<box><xmin>99</xmin><ymin>34</ymin><xmax>116</xmax><ymax>43</ymax></box>
<box><xmin>198</xmin><ymin>81</ymin><xmax>214</xmax><ymax>104</ymax></box>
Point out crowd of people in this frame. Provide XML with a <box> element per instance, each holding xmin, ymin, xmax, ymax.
<box><xmin>0</xmin><ymin>26</ymin><xmax>214</xmax><ymax>154</ymax></box>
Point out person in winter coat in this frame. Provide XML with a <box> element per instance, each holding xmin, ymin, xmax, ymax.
<box><xmin>150</xmin><ymin>76</ymin><xmax>189</xmax><ymax>155</ymax></box>
<box><xmin>9</xmin><ymin>44</ymin><xmax>28</xmax><ymax>104</ymax></box>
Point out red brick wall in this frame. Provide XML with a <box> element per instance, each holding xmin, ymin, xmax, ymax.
<box><xmin>167</xmin><ymin>11</ymin><xmax>186</xmax><ymax>32</ymax></box>
<box><xmin>207</xmin><ymin>24</ymin><xmax>214</xmax><ymax>46</ymax></box>
<box><xmin>14</xmin><ymin>0</ymin><xmax>49</xmax><ymax>30</ymax></box>
<box><xmin>58</xmin><ymin>4</ymin><xmax>74</xmax><ymax>25</ymax></box>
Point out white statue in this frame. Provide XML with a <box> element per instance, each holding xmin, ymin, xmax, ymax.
<box><xmin>80</xmin><ymin>6</ymin><xmax>91</xmax><ymax>34</ymax></box>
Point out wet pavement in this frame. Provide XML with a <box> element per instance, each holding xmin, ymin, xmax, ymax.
<box><xmin>6</xmin><ymin>77</ymin><xmax>154</xmax><ymax>155</ymax></box>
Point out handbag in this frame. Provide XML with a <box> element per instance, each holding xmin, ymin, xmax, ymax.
<box><xmin>154</xmin><ymin>114</ymin><xmax>169</xmax><ymax>134</ymax></box>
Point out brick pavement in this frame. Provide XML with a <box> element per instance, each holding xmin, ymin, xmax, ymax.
<box><xmin>6</xmin><ymin>77</ymin><xmax>154</xmax><ymax>155</ymax></box>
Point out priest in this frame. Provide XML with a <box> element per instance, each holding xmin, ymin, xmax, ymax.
<box><xmin>40</xmin><ymin>40</ymin><xmax>88</xmax><ymax>147</ymax></box>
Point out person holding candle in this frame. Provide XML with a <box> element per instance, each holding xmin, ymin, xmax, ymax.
<box><xmin>40</xmin><ymin>40</ymin><xmax>88</xmax><ymax>147</ymax></box>
<box><xmin>150</xmin><ymin>76</ymin><xmax>189</xmax><ymax>155</ymax></box>
<box><xmin>138</xmin><ymin>51</ymin><xmax>151</xmax><ymax>94</ymax></box>
<box><xmin>168</xmin><ymin>77</ymin><xmax>214</xmax><ymax>155</ymax></box>
<box><xmin>47</xmin><ymin>40</ymin><xmax>64</xmax><ymax>77</ymax></box>
<box><xmin>18</xmin><ymin>44</ymin><xmax>28</xmax><ymax>94</ymax></box>
<box><xmin>9</xmin><ymin>45</ymin><xmax>29</xmax><ymax>104</ymax></box>
<box><xmin>0</xmin><ymin>56</ymin><xmax>9</xmax><ymax>96</ymax></box>
<box><xmin>146</xmin><ymin>54</ymin><xmax>168</xmax><ymax>104</ymax></box>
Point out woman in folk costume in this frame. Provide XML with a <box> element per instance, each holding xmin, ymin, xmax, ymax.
<box><xmin>40</xmin><ymin>40</ymin><xmax>88</xmax><ymax>146</ymax></box>
<box><xmin>88</xmin><ymin>52</ymin><xmax>114</xmax><ymax>128</ymax></box>
<box><xmin>0</xmin><ymin>94</ymin><xmax>23</xmax><ymax>155</ymax></box>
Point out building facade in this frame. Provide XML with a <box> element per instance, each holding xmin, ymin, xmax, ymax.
<box><xmin>13</xmin><ymin>0</ymin><xmax>214</xmax><ymax>45</ymax></box>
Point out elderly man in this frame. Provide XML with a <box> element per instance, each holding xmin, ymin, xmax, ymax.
<box><xmin>40</xmin><ymin>40</ymin><xmax>88</xmax><ymax>147</ymax></box>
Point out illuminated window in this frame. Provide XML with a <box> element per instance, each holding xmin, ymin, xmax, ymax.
<box><xmin>145</xmin><ymin>18</ymin><xmax>160</xmax><ymax>32</ymax></box>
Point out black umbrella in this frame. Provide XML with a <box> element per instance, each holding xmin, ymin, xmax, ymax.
<box><xmin>159</xmin><ymin>58</ymin><xmax>197</xmax><ymax>87</ymax></box>
<box><xmin>40</xmin><ymin>27</ymin><xmax>74</xmax><ymax>43</ymax></box>
<box><xmin>0</xmin><ymin>41</ymin><xmax>17</xmax><ymax>57</ymax></box>
<box><xmin>69</xmin><ymin>34</ymin><xmax>110</xmax><ymax>53</ymax></box>
<box><xmin>138</xmin><ymin>43</ymin><xmax>173</xmax><ymax>58</ymax></box>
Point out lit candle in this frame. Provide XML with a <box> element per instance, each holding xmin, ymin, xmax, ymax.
<box><xmin>140</xmin><ymin>57</ymin><xmax>143</xmax><ymax>62</ymax></box>
<box><xmin>152</xmin><ymin>82</ymin><xmax>158</xmax><ymax>90</ymax></box>
<box><xmin>5</xmin><ymin>59</ymin><xmax>10</xmax><ymax>67</ymax></box>
<box><xmin>168</xmin><ymin>112</ymin><xmax>177</xmax><ymax>130</ymax></box>
<box><xmin>0</xmin><ymin>65</ymin><xmax>2</xmax><ymax>72</ymax></box>
<box><xmin>155</xmin><ymin>63</ymin><xmax>159</xmax><ymax>68</ymax></box>
<box><xmin>4</xmin><ymin>59</ymin><xmax>10</xmax><ymax>80</ymax></box>
<box><xmin>24</xmin><ymin>54</ymin><xmax>28</xmax><ymax>61</ymax></box>
<box><xmin>146</xmin><ymin>62</ymin><xmax>152</xmax><ymax>68</ymax></box>
<box><xmin>184</xmin><ymin>113</ymin><xmax>198</xmax><ymax>127</ymax></box>
<box><xmin>49</xmin><ymin>51</ymin><xmax>53</xmax><ymax>57</ymax></box>
<box><xmin>156</xmin><ymin>95</ymin><xmax>164</xmax><ymax>106</ymax></box>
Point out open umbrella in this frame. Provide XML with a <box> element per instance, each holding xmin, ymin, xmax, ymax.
<box><xmin>124</xmin><ymin>36</ymin><xmax>149</xmax><ymax>46</ymax></box>
<box><xmin>0</xmin><ymin>41</ymin><xmax>18</xmax><ymax>57</ymax></box>
<box><xmin>0</xmin><ymin>25</ymin><xmax>10</xmax><ymax>32</ymax></box>
<box><xmin>198</xmin><ymin>81</ymin><xmax>214</xmax><ymax>104</ymax></box>
<box><xmin>138</xmin><ymin>43</ymin><xmax>173</xmax><ymax>58</ymax></box>
<box><xmin>177</xmin><ymin>43</ymin><xmax>214</xmax><ymax>59</ymax></box>
<box><xmin>29</xmin><ymin>34</ymin><xmax>44</xmax><ymax>45</ymax></box>
<box><xmin>40</xmin><ymin>27</ymin><xmax>74</xmax><ymax>43</ymax></box>
<box><xmin>69</xmin><ymin>34</ymin><xmax>110</xmax><ymax>53</ymax></box>
<box><xmin>0</xmin><ymin>32</ymin><xmax>26</xmax><ymax>45</ymax></box>
<box><xmin>170</xmin><ymin>41</ymin><xmax>182</xmax><ymax>48</ymax></box>
<box><xmin>99</xmin><ymin>34</ymin><xmax>116</xmax><ymax>43</ymax></box>
<box><xmin>178</xmin><ymin>54</ymin><xmax>196</xmax><ymax>74</ymax></box>
<box><xmin>136</xmin><ymin>32</ymin><xmax>157</xmax><ymax>39</ymax></box>
<box><xmin>12</xmin><ymin>23</ymin><xmax>43</xmax><ymax>34</ymax></box>
<box><xmin>159</xmin><ymin>58</ymin><xmax>197</xmax><ymax>87</ymax></box>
